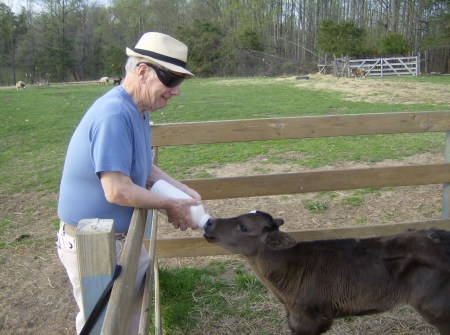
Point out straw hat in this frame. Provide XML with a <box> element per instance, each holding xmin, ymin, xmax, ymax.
<box><xmin>126</xmin><ymin>32</ymin><xmax>194</xmax><ymax>78</ymax></box>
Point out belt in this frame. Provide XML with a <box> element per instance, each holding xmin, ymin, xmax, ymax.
<box><xmin>60</xmin><ymin>221</ymin><xmax>126</xmax><ymax>240</ymax></box>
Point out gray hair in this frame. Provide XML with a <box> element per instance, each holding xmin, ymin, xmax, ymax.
<box><xmin>125</xmin><ymin>56</ymin><xmax>153</xmax><ymax>73</ymax></box>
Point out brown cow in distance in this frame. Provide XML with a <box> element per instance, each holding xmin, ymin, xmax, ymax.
<box><xmin>204</xmin><ymin>211</ymin><xmax>450</xmax><ymax>335</ymax></box>
<box><xmin>351</xmin><ymin>68</ymin><xmax>366</xmax><ymax>77</ymax></box>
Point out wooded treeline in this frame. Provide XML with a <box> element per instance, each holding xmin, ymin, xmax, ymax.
<box><xmin>1</xmin><ymin>0</ymin><xmax>449</xmax><ymax>85</ymax></box>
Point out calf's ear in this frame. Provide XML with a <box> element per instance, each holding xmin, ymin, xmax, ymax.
<box><xmin>263</xmin><ymin>231</ymin><xmax>297</xmax><ymax>250</ymax></box>
<box><xmin>265</xmin><ymin>217</ymin><xmax>284</xmax><ymax>229</ymax></box>
<box><xmin>256</xmin><ymin>211</ymin><xmax>284</xmax><ymax>228</ymax></box>
<box><xmin>274</xmin><ymin>218</ymin><xmax>284</xmax><ymax>227</ymax></box>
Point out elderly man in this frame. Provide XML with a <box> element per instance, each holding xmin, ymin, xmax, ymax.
<box><xmin>57</xmin><ymin>32</ymin><xmax>200</xmax><ymax>334</ymax></box>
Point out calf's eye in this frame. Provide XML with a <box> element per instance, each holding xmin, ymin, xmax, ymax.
<box><xmin>239</xmin><ymin>223</ymin><xmax>248</xmax><ymax>232</ymax></box>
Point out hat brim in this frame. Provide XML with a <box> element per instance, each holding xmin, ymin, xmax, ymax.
<box><xmin>126</xmin><ymin>47</ymin><xmax>194</xmax><ymax>79</ymax></box>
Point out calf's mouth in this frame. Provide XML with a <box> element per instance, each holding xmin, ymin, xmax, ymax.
<box><xmin>203</xmin><ymin>220</ymin><xmax>217</xmax><ymax>242</ymax></box>
<box><xmin>203</xmin><ymin>233</ymin><xmax>216</xmax><ymax>242</ymax></box>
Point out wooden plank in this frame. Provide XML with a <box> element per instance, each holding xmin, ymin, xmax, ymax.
<box><xmin>152</xmin><ymin>219</ymin><xmax>450</xmax><ymax>258</ymax></box>
<box><xmin>139</xmin><ymin>211</ymin><xmax>157</xmax><ymax>335</ymax></box>
<box><xmin>153</xmin><ymin>259</ymin><xmax>162</xmax><ymax>335</ymax></box>
<box><xmin>150</xmin><ymin>112</ymin><xmax>450</xmax><ymax>146</ymax></box>
<box><xmin>102</xmin><ymin>208</ymin><xmax>148</xmax><ymax>335</ymax></box>
<box><xmin>443</xmin><ymin>131</ymin><xmax>450</xmax><ymax>219</ymax></box>
<box><xmin>77</xmin><ymin>219</ymin><xmax>116</xmax><ymax>334</ymax></box>
<box><xmin>182</xmin><ymin>163</ymin><xmax>450</xmax><ymax>200</ymax></box>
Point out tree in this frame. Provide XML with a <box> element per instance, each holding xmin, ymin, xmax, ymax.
<box><xmin>237</xmin><ymin>28</ymin><xmax>263</xmax><ymax>51</ymax></box>
<box><xmin>105</xmin><ymin>45</ymin><xmax>125</xmax><ymax>78</ymax></box>
<box><xmin>0</xmin><ymin>3</ymin><xmax>27</xmax><ymax>84</ymax></box>
<box><xmin>317</xmin><ymin>20</ymin><xmax>366</xmax><ymax>57</ymax></box>
<box><xmin>110</xmin><ymin>0</ymin><xmax>151</xmax><ymax>47</ymax></box>
<box><xmin>379</xmin><ymin>33</ymin><xmax>410</xmax><ymax>55</ymax></box>
<box><xmin>176</xmin><ymin>20</ymin><xmax>229</xmax><ymax>76</ymax></box>
<box><xmin>37</xmin><ymin>0</ymin><xmax>86</xmax><ymax>81</ymax></box>
<box><xmin>2</xmin><ymin>0</ymin><xmax>450</xmax><ymax>84</ymax></box>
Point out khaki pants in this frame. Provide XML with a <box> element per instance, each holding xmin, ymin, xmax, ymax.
<box><xmin>57</xmin><ymin>222</ymin><xmax>149</xmax><ymax>334</ymax></box>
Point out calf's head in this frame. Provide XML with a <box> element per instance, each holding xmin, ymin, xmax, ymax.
<box><xmin>204</xmin><ymin>211</ymin><xmax>296</xmax><ymax>256</ymax></box>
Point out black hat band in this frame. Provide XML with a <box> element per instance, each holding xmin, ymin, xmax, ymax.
<box><xmin>133</xmin><ymin>48</ymin><xmax>186</xmax><ymax>68</ymax></box>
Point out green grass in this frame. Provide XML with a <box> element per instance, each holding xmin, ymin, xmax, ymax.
<box><xmin>152</xmin><ymin>76</ymin><xmax>448</xmax><ymax>178</ymax></box>
<box><xmin>156</xmin><ymin>260</ymin><xmax>279</xmax><ymax>334</ymax></box>
<box><xmin>157</xmin><ymin>132</ymin><xmax>444</xmax><ymax>179</ymax></box>
<box><xmin>1</xmin><ymin>77</ymin><xmax>448</xmax><ymax>194</ymax></box>
<box><xmin>1</xmin><ymin>84</ymin><xmax>110</xmax><ymax>195</ymax></box>
<box><xmin>304</xmin><ymin>199</ymin><xmax>329</xmax><ymax>213</ymax></box>
<box><xmin>341</xmin><ymin>195</ymin><xmax>364</xmax><ymax>207</ymax></box>
<box><xmin>0</xmin><ymin>76</ymin><xmax>448</xmax><ymax>244</ymax></box>
<box><xmin>156</xmin><ymin>261</ymin><xmax>275</xmax><ymax>334</ymax></box>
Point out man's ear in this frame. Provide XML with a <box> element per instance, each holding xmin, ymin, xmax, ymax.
<box><xmin>263</xmin><ymin>231</ymin><xmax>297</xmax><ymax>250</ymax></box>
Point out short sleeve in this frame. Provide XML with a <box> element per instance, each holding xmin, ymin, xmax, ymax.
<box><xmin>90</xmin><ymin>114</ymin><xmax>133</xmax><ymax>177</ymax></box>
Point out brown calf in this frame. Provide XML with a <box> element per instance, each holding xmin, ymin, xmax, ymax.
<box><xmin>204</xmin><ymin>211</ymin><xmax>450</xmax><ymax>335</ymax></box>
<box><xmin>351</xmin><ymin>68</ymin><xmax>366</xmax><ymax>77</ymax></box>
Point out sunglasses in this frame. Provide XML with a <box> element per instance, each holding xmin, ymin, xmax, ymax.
<box><xmin>138</xmin><ymin>62</ymin><xmax>184</xmax><ymax>88</ymax></box>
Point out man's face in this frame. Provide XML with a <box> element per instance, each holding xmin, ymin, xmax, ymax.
<box><xmin>138</xmin><ymin>63</ymin><xmax>181</xmax><ymax>112</ymax></box>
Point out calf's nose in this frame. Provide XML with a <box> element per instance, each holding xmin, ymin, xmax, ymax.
<box><xmin>204</xmin><ymin>218</ymin><xmax>212</xmax><ymax>228</ymax></box>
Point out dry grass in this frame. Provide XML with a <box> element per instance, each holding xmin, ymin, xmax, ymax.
<box><xmin>294</xmin><ymin>73</ymin><xmax>450</xmax><ymax>105</ymax></box>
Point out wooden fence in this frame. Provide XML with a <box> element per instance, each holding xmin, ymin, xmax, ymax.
<box><xmin>84</xmin><ymin>111</ymin><xmax>450</xmax><ymax>334</ymax></box>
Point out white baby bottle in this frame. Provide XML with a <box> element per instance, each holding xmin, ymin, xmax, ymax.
<box><xmin>149</xmin><ymin>179</ymin><xmax>210</xmax><ymax>229</ymax></box>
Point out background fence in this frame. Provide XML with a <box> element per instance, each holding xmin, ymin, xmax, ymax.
<box><xmin>319</xmin><ymin>56</ymin><xmax>420</xmax><ymax>77</ymax></box>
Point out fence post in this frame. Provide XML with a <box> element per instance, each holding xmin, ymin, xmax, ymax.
<box><xmin>101</xmin><ymin>207</ymin><xmax>148</xmax><ymax>334</ymax></box>
<box><xmin>333</xmin><ymin>57</ymin><xmax>337</xmax><ymax>77</ymax></box>
<box><xmin>77</xmin><ymin>218</ymin><xmax>116</xmax><ymax>334</ymax></box>
<box><xmin>443</xmin><ymin>130</ymin><xmax>450</xmax><ymax>219</ymax></box>
<box><xmin>416</xmin><ymin>54</ymin><xmax>420</xmax><ymax>76</ymax></box>
<box><xmin>138</xmin><ymin>209</ymin><xmax>157</xmax><ymax>335</ymax></box>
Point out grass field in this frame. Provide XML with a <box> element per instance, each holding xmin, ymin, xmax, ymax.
<box><xmin>1</xmin><ymin>76</ymin><xmax>447</xmax><ymax>195</ymax></box>
<box><xmin>0</xmin><ymin>75</ymin><xmax>449</xmax><ymax>334</ymax></box>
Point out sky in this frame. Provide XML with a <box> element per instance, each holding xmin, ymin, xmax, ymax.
<box><xmin>1</xmin><ymin>0</ymin><xmax>109</xmax><ymax>13</ymax></box>
<box><xmin>2</xmin><ymin>0</ymin><xmax>43</xmax><ymax>13</ymax></box>
<box><xmin>1</xmin><ymin>0</ymin><xmax>22</xmax><ymax>12</ymax></box>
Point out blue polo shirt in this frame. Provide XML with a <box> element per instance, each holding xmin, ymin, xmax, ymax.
<box><xmin>58</xmin><ymin>86</ymin><xmax>152</xmax><ymax>233</ymax></box>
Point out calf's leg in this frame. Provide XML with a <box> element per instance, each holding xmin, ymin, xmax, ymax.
<box><xmin>408</xmin><ymin>270</ymin><xmax>450</xmax><ymax>335</ymax></box>
<box><xmin>435</xmin><ymin>322</ymin><xmax>450</xmax><ymax>335</ymax></box>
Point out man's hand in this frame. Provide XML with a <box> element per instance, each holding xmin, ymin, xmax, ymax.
<box><xmin>165</xmin><ymin>198</ymin><xmax>200</xmax><ymax>231</ymax></box>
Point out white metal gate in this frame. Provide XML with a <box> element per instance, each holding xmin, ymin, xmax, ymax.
<box><xmin>349</xmin><ymin>56</ymin><xmax>420</xmax><ymax>77</ymax></box>
<box><xmin>319</xmin><ymin>56</ymin><xmax>420</xmax><ymax>77</ymax></box>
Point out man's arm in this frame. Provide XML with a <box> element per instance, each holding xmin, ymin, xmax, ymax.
<box><xmin>99</xmin><ymin>171</ymin><xmax>199</xmax><ymax>230</ymax></box>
